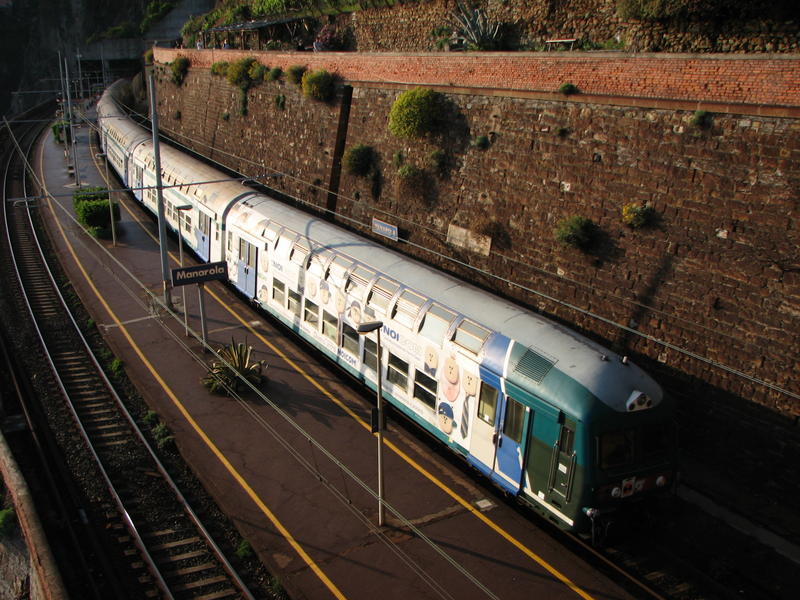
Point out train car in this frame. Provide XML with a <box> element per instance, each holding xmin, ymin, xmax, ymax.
<box><xmin>96</xmin><ymin>80</ymin><xmax>150</xmax><ymax>187</ymax></box>
<box><xmin>97</xmin><ymin>81</ymin><xmax>677</xmax><ymax>537</ymax></box>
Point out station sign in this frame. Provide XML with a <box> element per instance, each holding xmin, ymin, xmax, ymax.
<box><xmin>372</xmin><ymin>217</ymin><xmax>398</xmax><ymax>242</ymax></box>
<box><xmin>171</xmin><ymin>261</ymin><xmax>228</xmax><ymax>287</ymax></box>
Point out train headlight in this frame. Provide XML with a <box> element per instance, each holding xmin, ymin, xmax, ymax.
<box><xmin>611</xmin><ymin>486</ymin><xmax>622</xmax><ymax>498</ymax></box>
<box><xmin>656</xmin><ymin>475</ymin><xmax>668</xmax><ymax>488</ymax></box>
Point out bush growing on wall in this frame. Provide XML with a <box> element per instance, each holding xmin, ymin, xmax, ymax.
<box><xmin>555</xmin><ymin>215</ymin><xmax>597</xmax><ymax>251</ymax></box>
<box><xmin>343</xmin><ymin>144</ymin><xmax>375</xmax><ymax>176</ymax></box>
<box><xmin>267</xmin><ymin>66</ymin><xmax>282</xmax><ymax>81</ymax></box>
<box><xmin>171</xmin><ymin>56</ymin><xmax>190</xmax><ymax>85</ymax></box>
<box><xmin>286</xmin><ymin>64</ymin><xmax>307</xmax><ymax>85</ymax></box>
<box><xmin>388</xmin><ymin>87</ymin><xmax>445</xmax><ymax>138</ymax></box>
<box><xmin>211</xmin><ymin>61</ymin><xmax>229</xmax><ymax>76</ymax></box>
<box><xmin>301</xmin><ymin>69</ymin><xmax>335</xmax><ymax>101</ymax></box>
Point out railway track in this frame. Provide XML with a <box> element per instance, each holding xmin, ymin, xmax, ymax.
<box><xmin>2</xmin><ymin>112</ymin><xmax>256</xmax><ymax>599</ymax></box>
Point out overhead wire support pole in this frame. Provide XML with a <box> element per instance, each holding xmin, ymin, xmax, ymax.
<box><xmin>148</xmin><ymin>70</ymin><xmax>172</xmax><ymax>308</ymax></box>
<box><xmin>64</xmin><ymin>56</ymin><xmax>81</xmax><ymax>187</ymax></box>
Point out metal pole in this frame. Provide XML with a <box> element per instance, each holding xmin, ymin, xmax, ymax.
<box><xmin>76</xmin><ymin>50</ymin><xmax>84</xmax><ymax>102</ymax></box>
<box><xmin>148</xmin><ymin>71</ymin><xmax>172</xmax><ymax>308</ymax></box>
<box><xmin>103</xmin><ymin>131</ymin><xmax>116</xmax><ymax>246</ymax></box>
<box><xmin>376</xmin><ymin>327</ymin><xmax>384</xmax><ymax>527</ymax></box>
<box><xmin>64</xmin><ymin>57</ymin><xmax>81</xmax><ymax>187</ymax></box>
<box><xmin>198</xmin><ymin>282</ymin><xmax>208</xmax><ymax>351</ymax></box>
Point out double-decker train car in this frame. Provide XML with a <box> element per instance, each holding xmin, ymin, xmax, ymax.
<box><xmin>97</xmin><ymin>80</ymin><xmax>677</xmax><ymax>537</ymax></box>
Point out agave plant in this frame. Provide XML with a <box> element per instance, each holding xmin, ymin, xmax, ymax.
<box><xmin>202</xmin><ymin>338</ymin><xmax>267</xmax><ymax>396</ymax></box>
<box><xmin>451</xmin><ymin>1</ymin><xmax>502</xmax><ymax>51</ymax></box>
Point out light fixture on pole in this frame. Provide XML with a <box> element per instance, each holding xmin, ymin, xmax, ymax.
<box><xmin>357</xmin><ymin>320</ymin><xmax>385</xmax><ymax>526</ymax></box>
<box><xmin>176</xmin><ymin>204</ymin><xmax>193</xmax><ymax>337</ymax></box>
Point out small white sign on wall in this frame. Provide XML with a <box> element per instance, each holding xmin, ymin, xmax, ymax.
<box><xmin>447</xmin><ymin>224</ymin><xmax>491</xmax><ymax>256</ymax></box>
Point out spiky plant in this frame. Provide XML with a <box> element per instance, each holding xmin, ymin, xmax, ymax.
<box><xmin>202</xmin><ymin>339</ymin><xmax>266</xmax><ymax>395</ymax></box>
<box><xmin>451</xmin><ymin>1</ymin><xmax>502</xmax><ymax>51</ymax></box>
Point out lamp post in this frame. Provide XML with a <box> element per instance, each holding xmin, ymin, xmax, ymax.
<box><xmin>95</xmin><ymin>147</ymin><xmax>115</xmax><ymax>246</ymax></box>
<box><xmin>357</xmin><ymin>320</ymin><xmax>385</xmax><ymax>526</ymax></box>
<box><xmin>176</xmin><ymin>204</ymin><xmax>192</xmax><ymax>337</ymax></box>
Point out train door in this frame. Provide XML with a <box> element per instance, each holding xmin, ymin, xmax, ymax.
<box><xmin>493</xmin><ymin>396</ymin><xmax>530</xmax><ymax>493</ymax></box>
<box><xmin>234</xmin><ymin>235</ymin><xmax>258</xmax><ymax>298</ymax></box>
<box><xmin>548</xmin><ymin>416</ymin><xmax>577</xmax><ymax>504</ymax></box>
<box><xmin>468</xmin><ymin>378</ymin><xmax>530</xmax><ymax>493</ymax></box>
<box><xmin>196</xmin><ymin>211</ymin><xmax>212</xmax><ymax>261</ymax></box>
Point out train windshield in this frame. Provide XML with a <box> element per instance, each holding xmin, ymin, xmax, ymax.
<box><xmin>599</xmin><ymin>422</ymin><xmax>674</xmax><ymax>470</ymax></box>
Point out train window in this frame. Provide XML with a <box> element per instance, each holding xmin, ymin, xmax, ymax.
<box><xmin>363</xmin><ymin>336</ymin><xmax>378</xmax><ymax>371</ymax></box>
<box><xmin>304</xmin><ymin>299</ymin><xmax>319</xmax><ymax>326</ymax></box>
<box><xmin>558</xmin><ymin>420</ymin><xmax>575</xmax><ymax>455</ymax></box>
<box><xmin>290</xmin><ymin>241</ymin><xmax>310</xmax><ymax>266</ymax></box>
<box><xmin>413</xmin><ymin>370</ymin><xmax>437</xmax><ymax>409</ymax></box>
<box><xmin>342</xmin><ymin>323</ymin><xmax>359</xmax><ymax>356</ymax></box>
<box><xmin>346</xmin><ymin>266</ymin><xmax>374</xmax><ymax>299</ymax></box>
<box><xmin>199</xmin><ymin>212</ymin><xmax>211</xmax><ymax>235</ymax></box>
<box><xmin>391</xmin><ymin>290</ymin><xmax>426</xmax><ymax>329</ymax></box>
<box><xmin>503</xmin><ymin>397</ymin><xmax>525</xmax><ymax>443</ymax></box>
<box><xmin>287</xmin><ymin>289</ymin><xmax>301</xmax><ymax>316</ymax></box>
<box><xmin>419</xmin><ymin>303</ymin><xmax>456</xmax><ymax>344</ymax></box>
<box><xmin>387</xmin><ymin>353</ymin><xmax>409</xmax><ymax>391</ymax></box>
<box><xmin>477</xmin><ymin>383</ymin><xmax>499</xmax><ymax>426</ymax></box>
<box><xmin>642</xmin><ymin>423</ymin><xmax>673</xmax><ymax>458</ymax></box>
<box><xmin>182</xmin><ymin>212</ymin><xmax>192</xmax><ymax>234</ymax></box>
<box><xmin>367</xmin><ymin>277</ymin><xmax>399</xmax><ymax>313</ymax></box>
<box><xmin>453</xmin><ymin>319</ymin><xmax>491</xmax><ymax>355</ymax></box>
<box><xmin>322</xmin><ymin>311</ymin><xmax>338</xmax><ymax>342</ymax></box>
<box><xmin>327</xmin><ymin>255</ymin><xmax>353</xmax><ymax>285</ymax></box>
<box><xmin>599</xmin><ymin>430</ymin><xmax>635</xmax><ymax>470</ymax></box>
<box><xmin>272</xmin><ymin>279</ymin><xmax>285</xmax><ymax>306</ymax></box>
<box><xmin>215</xmin><ymin>223</ymin><xmax>220</xmax><ymax>242</ymax></box>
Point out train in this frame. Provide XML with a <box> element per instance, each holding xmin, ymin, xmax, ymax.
<box><xmin>97</xmin><ymin>79</ymin><xmax>677</xmax><ymax>538</ymax></box>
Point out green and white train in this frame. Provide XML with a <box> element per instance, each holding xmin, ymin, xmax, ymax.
<box><xmin>99</xmin><ymin>80</ymin><xmax>677</xmax><ymax>537</ymax></box>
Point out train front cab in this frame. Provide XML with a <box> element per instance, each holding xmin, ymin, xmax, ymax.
<box><xmin>580</xmin><ymin>399</ymin><xmax>678</xmax><ymax>542</ymax></box>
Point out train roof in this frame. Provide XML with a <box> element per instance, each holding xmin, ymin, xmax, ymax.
<box><xmin>97</xmin><ymin>81</ymin><xmax>151</xmax><ymax>153</ymax></box>
<box><xmin>228</xmin><ymin>195</ymin><xmax>663</xmax><ymax>414</ymax></box>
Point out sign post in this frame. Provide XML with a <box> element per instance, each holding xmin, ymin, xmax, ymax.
<box><xmin>171</xmin><ymin>261</ymin><xmax>227</xmax><ymax>351</ymax></box>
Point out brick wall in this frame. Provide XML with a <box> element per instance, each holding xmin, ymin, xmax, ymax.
<box><xmin>151</xmin><ymin>54</ymin><xmax>800</xmax><ymax>420</ymax></box>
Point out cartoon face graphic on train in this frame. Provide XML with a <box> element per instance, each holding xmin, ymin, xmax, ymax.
<box><xmin>437</xmin><ymin>402</ymin><xmax>455</xmax><ymax>435</ymax></box>
<box><xmin>306</xmin><ymin>279</ymin><xmax>318</xmax><ymax>300</ymax></box>
<box><xmin>320</xmin><ymin>281</ymin><xmax>330</xmax><ymax>306</ymax></box>
<box><xmin>424</xmin><ymin>346</ymin><xmax>438</xmax><ymax>377</ymax></box>
<box><xmin>348</xmin><ymin>300</ymin><xmax>362</xmax><ymax>325</ymax></box>
<box><xmin>442</xmin><ymin>355</ymin><xmax>460</xmax><ymax>403</ymax></box>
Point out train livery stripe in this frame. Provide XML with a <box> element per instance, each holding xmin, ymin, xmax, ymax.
<box><xmin>41</xmin><ymin>144</ymin><xmax>349</xmax><ymax>600</ymax></box>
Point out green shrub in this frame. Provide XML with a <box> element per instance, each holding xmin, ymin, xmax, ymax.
<box><xmin>621</xmin><ymin>203</ymin><xmax>656</xmax><ymax>228</ymax></box>
<box><xmin>286</xmin><ymin>64</ymin><xmax>306</xmax><ymax>85</ymax></box>
<box><xmin>558</xmin><ymin>82</ymin><xmax>579</xmax><ymax>95</ymax></box>
<box><xmin>248</xmin><ymin>60</ymin><xmax>267</xmax><ymax>82</ymax></box>
<box><xmin>140</xmin><ymin>1</ymin><xmax>176</xmax><ymax>34</ymax></box>
<box><xmin>171</xmin><ymin>56</ymin><xmax>190</xmax><ymax>85</ymax></box>
<box><xmin>202</xmin><ymin>339</ymin><xmax>267</xmax><ymax>395</ymax></box>
<box><xmin>274</xmin><ymin>94</ymin><xmax>285</xmax><ymax>110</ymax></box>
<box><xmin>555</xmin><ymin>215</ymin><xmax>597</xmax><ymax>251</ymax></box>
<box><xmin>235</xmin><ymin>539</ymin><xmax>254</xmax><ymax>559</ymax></box>
<box><xmin>210</xmin><ymin>61</ymin><xmax>229</xmax><ymax>76</ymax></box>
<box><xmin>301</xmin><ymin>69</ymin><xmax>335</xmax><ymax>101</ymax></box>
<box><xmin>267</xmin><ymin>66</ymin><xmax>282</xmax><ymax>81</ymax></box>
<box><xmin>690</xmin><ymin>110</ymin><xmax>713</xmax><ymax>129</ymax></box>
<box><xmin>222</xmin><ymin>111</ymin><xmax>230</xmax><ymax>121</ymax></box>
<box><xmin>0</xmin><ymin>507</ymin><xmax>16</xmax><ymax>538</ymax></box>
<box><xmin>143</xmin><ymin>410</ymin><xmax>158</xmax><ymax>425</ymax></box>
<box><xmin>226</xmin><ymin>57</ymin><xmax>257</xmax><ymax>89</ymax></box>
<box><xmin>252</xmin><ymin>0</ymin><xmax>288</xmax><ymax>17</ymax></box>
<box><xmin>73</xmin><ymin>186</ymin><xmax>108</xmax><ymax>208</ymax></box>
<box><xmin>52</xmin><ymin>121</ymin><xmax>69</xmax><ymax>144</ymax></box>
<box><xmin>617</xmin><ymin>0</ymin><xmax>693</xmax><ymax>21</ymax></box>
<box><xmin>396</xmin><ymin>164</ymin><xmax>429</xmax><ymax>200</ymax></box>
<box><xmin>473</xmin><ymin>135</ymin><xmax>490</xmax><ymax>149</ymax></box>
<box><xmin>76</xmin><ymin>199</ymin><xmax>119</xmax><ymax>235</ymax></box>
<box><xmin>152</xmin><ymin>421</ymin><xmax>173</xmax><ymax>449</ymax></box>
<box><xmin>428</xmin><ymin>149</ymin><xmax>448</xmax><ymax>175</ymax></box>
<box><xmin>343</xmin><ymin>144</ymin><xmax>375</xmax><ymax>177</ymax></box>
<box><xmin>388</xmin><ymin>87</ymin><xmax>445</xmax><ymax>138</ymax></box>
<box><xmin>109</xmin><ymin>357</ymin><xmax>123</xmax><ymax>376</ymax></box>
<box><xmin>143</xmin><ymin>48</ymin><xmax>154</xmax><ymax>65</ymax></box>
<box><xmin>392</xmin><ymin>151</ymin><xmax>404</xmax><ymax>169</ymax></box>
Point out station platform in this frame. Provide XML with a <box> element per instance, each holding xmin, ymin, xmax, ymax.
<box><xmin>30</xmin><ymin>108</ymin><xmax>635</xmax><ymax>600</ymax></box>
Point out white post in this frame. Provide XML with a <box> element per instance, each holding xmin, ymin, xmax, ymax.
<box><xmin>176</xmin><ymin>205</ymin><xmax>193</xmax><ymax>337</ymax></box>
<box><xmin>376</xmin><ymin>326</ymin><xmax>384</xmax><ymax>527</ymax></box>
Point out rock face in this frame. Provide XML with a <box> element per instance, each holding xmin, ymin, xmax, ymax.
<box><xmin>152</xmin><ymin>52</ymin><xmax>800</xmax><ymax>421</ymax></box>
<box><xmin>344</xmin><ymin>0</ymin><xmax>799</xmax><ymax>53</ymax></box>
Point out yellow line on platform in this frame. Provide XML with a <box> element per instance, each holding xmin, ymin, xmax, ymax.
<box><xmin>39</xmin><ymin>138</ymin><xmax>348</xmax><ymax>600</ymax></box>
